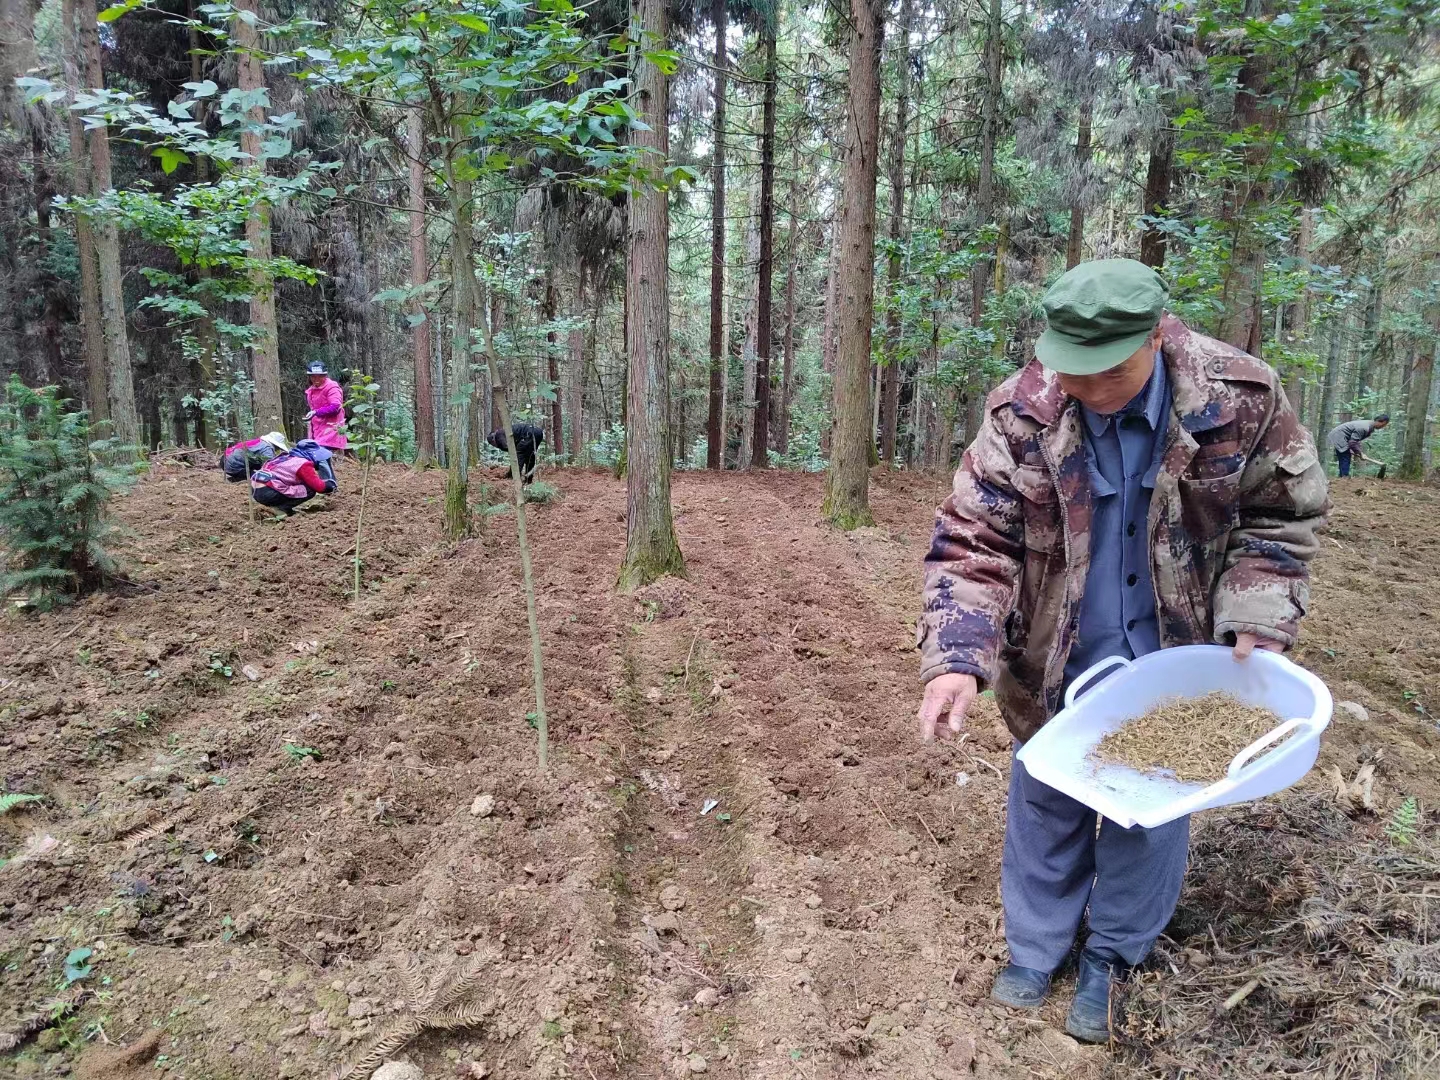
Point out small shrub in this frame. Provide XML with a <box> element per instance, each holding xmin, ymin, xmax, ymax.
<box><xmin>0</xmin><ymin>378</ymin><xmax>140</xmax><ymax>609</ymax></box>
<box><xmin>524</xmin><ymin>480</ymin><xmax>560</xmax><ymax>504</ymax></box>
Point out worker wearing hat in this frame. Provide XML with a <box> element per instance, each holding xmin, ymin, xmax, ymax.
<box><xmin>303</xmin><ymin>361</ymin><xmax>349</xmax><ymax>453</ymax></box>
<box><xmin>915</xmin><ymin>259</ymin><xmax>1329</xmax><ymax>1041</ymax></box>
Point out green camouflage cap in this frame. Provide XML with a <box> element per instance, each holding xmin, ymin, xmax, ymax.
<box><xmin>1035</xmin><ymin>258</ymin><xmax>1169</xmax><ymax>375</ymax></box>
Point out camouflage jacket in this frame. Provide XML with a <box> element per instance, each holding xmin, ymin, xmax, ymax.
<box><xmin>918</xmin><ymin>314</ymin><xmax>1331</xmax><ymax>741</ymax></box>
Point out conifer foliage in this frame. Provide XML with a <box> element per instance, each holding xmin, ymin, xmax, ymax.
<box><xmin>0</xmin><ymin>378</ymin><xmax>139</xmax><ymax>609</ymax></box>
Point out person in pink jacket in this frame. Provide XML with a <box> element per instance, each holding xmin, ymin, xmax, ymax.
<box><xmin>303</xmin><ymin>362</ymin><xmax>349</xmax><ymax>452</ymax></box>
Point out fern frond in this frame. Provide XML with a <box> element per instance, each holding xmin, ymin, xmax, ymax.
<box><xmin>428</xmin><ymin>1001</ymin><xmax>492</xmax><ymax>1029</ymax></box>
<box><xmin>333</xmin><ymin>1015</ymin><xmax>426</xmax><ymax>1080</ymax></box>
<box><xmin>0</xmin><ymin>995</ymin><xmax>79</xmax><ymax>1051</ymax></box>
<box><xmin>1387</xmin><ymin>796</ymin><xmax>1420</xmax><ymax>846</ymax></box>
<box><xmin>120</xmin><ymin>806</ymin><xmax>196</xmax><ymax>849</ymax></box>
<box><xmin>429</xmin><ymin>961</ymin><xmax>488</xmax><ymax>1011</ymax></box>
<box><xmin>398</xmin><ymin>955</ymin><xmax>430</xmax><ymax>1012</ymax></box>
<box><xmin>0</xmin><ymin>793</ymin><xmax>44</xmax><ymax>815</ymax></box>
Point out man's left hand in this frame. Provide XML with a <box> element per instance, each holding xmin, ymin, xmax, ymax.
<box><xmin>1233</xmin><ymin>632</ymin><xmax>1285</xmax><ymax>661</ymax></box>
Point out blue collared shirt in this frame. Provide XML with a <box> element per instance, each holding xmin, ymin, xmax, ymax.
<box><xmin>1062</xmin><ymin>354</ymin><xmax>1172</xmax><ymax>693</ymax></box>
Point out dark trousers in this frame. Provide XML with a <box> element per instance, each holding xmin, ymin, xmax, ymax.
<box><xmin>253</xmin><ymin>486</ymin><xmax>314</xmax><ymax>514</ymax></box>
<box><xmin>1335</xmin><ymin>449</ymin><xmax>1352</xmax><ymax>477</ymax></box>
<box><xmin>1001</xmin><ymin>753</ymin><xmax>1190</xmax><ymax>971</ymax></box>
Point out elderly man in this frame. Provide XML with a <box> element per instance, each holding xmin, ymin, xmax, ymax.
<box><xmin>916</xmin><ymin>259</ymin><xmax>1328</xmax><ymax>1042</ymax></box>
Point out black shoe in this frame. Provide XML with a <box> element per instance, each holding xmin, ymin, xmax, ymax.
<box><xmin>990</xmin><ymin>964</ymin><xmax>1052</xmax><ymax>1009</ymax></box>
<box><xmin>1066</xmin><ymin>949</ymin><xmax>1128</xmax><ymax>1043</ymax></box>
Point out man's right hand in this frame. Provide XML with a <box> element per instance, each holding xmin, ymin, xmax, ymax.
<box><xmin>918</xmin><ymin>673</ymin><xmax>979</xmax><ymax>743</ymax></box>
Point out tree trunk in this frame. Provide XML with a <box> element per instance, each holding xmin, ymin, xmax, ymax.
<box><xmin>1217</xmin><ymin>52</ymin><xmax>1278</xmax><ymax>354</ymax></box>
<box><xmin>705</xmin><ymin>0</ymin><xmax>726</xmax><ymax>470</ymax></box>
<box><xmin>544</xmin><ymin>271</ymin><xmax>562</xmax><ymax>449</ymax></box>
<box><xmin>78</xmin><ymin>0</ymin><xmax>138</xmax><ymax>443</ymax></box>
<box><xmin>443</xmin><ymin>120</ymin><xmax>477</xmax><ymax>538</ymax></box>
<box><xmin>1066</xmin><ymin>96</ymin><xmax>1093</xmax><ymax>269</ymax></box>
<box><xmin>0</xmin><ymin>0</ymin><xmax>37</xmax><ymax>120</ymax></box>
<box><xmin>823</xmin><ymin>0</ymin><xmax>883</xmax><ymax>528</ymax></box>
<box><xmin>738</xmin><ymin>211</ymin><xmax>758</xmax><ymax>471</ymax></box>
<box><xmin>777</xmin><ymin>155</ymin><xmax>800</xmax><ymax>456</ymax></box>
<box><xmin>61</xmin><ymin>0</ymin><xmax>106</xmax><ymax>429</ymax></box>
<box><xmin>1282</xmin><ymin>204</ymin><xmax>1316</xmax><ymax>416</ymax></box>
<box><xmin>1317</xmin><ymin>321</ymin><xmax>1346</xmax><ymax>440</ymax></box>
<box><xmin>880</xmin><ymin>0</ymin><xmax>912</xmax><ymax>467</ymax></box>
<box><xmin>620</xmin><ymin>0</ymin><xmax>684</xmax><ymax>588</ymax></box>
<box><xmin>234</xmin><ymin>0</ymin><xmax>283</xmax><ymax>433</ymax></box>
<box><xmin>1138</xmin><ymin>129</ymin><xmax>1173</xmax><ymax>268</ymax></box>
<box><xmin>970</xmin><ymin>0</ymin><xmax>1003</xmax><ymax>327</ymax></box>
<box><xmin>751</xmin><ymin>18</ymin><xmax>777</xmax><ymax>468</ymax></box>
<box><xmin>186</xmin><ymin>4</ymin><xmax>218</xmax><ymax>445</ymax></box>
<box><xmin>407</xmin><ymin>109</ymin><xmax>436</xmax><ymax>465</ymax></box>
<box><xmin>1356</xmin><ymin>234</ymin><xmax>1385</xmax><ymax>396</ymax></box>
<box><xmin>964</xmin><ymin>0</ymin><xmax>1003</xmax><ymax>424</ymax></box>
<box><xmin>566</xmin><ymin>271</ymin><xmax>586</xmax><ymax>462</ymax></box>
<box><xmin>820</xmin><ymin>219</ymin><xmax>839</xmax><ymax>455</ymax></box>
<box><xmin>1400</xmin><ymin>339</ymin><xmax>1436</xmax><ymax>482</ymax></box>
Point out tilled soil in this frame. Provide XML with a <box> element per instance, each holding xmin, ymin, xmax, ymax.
<box><xmin>1</xmin><ymin>463</ymin><xmax>1436</xmax><ymax>1080</ymax></box>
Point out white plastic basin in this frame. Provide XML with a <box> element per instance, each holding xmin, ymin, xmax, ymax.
<box><xmin>1015</xmin><ymin>645</ymin><xmax>1333</xmax><ymax>829</ymax></box>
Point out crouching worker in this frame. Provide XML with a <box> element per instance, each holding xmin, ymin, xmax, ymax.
<box><xmin>915</xmin><ymin>259</ymin><xmax>1329</xmax><ymax>1043</ymax></box>
<box><xmin>221</xmin><ymin>432</ymin><xmax>288</xmax><ymax>482</ymax></box>
<box><xmin>487</xmin><ymin>422</ymin><xmax>545</xmax><ymax>484</ymax></box>
<box><xmin>251</xmin><ymin>447</ymin><xmax>336</xmax><ymax>515</ymax></box>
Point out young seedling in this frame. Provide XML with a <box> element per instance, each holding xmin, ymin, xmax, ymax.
<box><xmin>344</xmin><ymin>371</ymin><xmax>397</xmax><ymax>601</ymax></box>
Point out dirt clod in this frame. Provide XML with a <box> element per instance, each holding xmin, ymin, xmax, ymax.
<box><xmin>1336</xmin><ymin>700</ymin><xmax>1370</xmax><ymax>723</ymax></box>
<box><xmin>370</xmin><ymin>1064</ymin><xmax>424</xmax><ymax>1080</ymax></box>
<box><xmin>693</xmin><ymin>987</ymin><xmax>721</xmax><ymax>1008</ymax></box>
<box><xmin>469</xmin><ymin>794</ymin><xmax>494</xmax><ymax>818</ymax></box>
<box><xmin>1090</xmin><ymin>692</ymin><xmax>1284</xmax><ymax>783</ymax></box>
<box><xmin>659</xmin><ymin>885</ymin><xmax>686</xmax><ymax>911</ymax></box>
<box><xmin>686</xmin><ymin>1053</ymin><xmax>708</xmax><ymax>1074</ymax></box>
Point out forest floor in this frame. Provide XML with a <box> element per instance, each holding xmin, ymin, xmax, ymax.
<box><xmin>2</xmin><ymin>462</ymin><xmax>1438</xmax><ymax>1080</ymax></box>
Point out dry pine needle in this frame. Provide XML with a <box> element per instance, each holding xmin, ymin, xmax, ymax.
<box><xmin>1090</xmin><ymin>692</ymin><xmax>1285</xmax><ymax>784</ymax></box>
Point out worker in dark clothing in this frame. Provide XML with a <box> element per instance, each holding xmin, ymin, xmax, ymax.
<box><xmin>1326</xmin><ymin>414</ymin><xmax>1389</xmax><ymax>477</ymax></box>
<box><xmin>487</xmin><ymin>422</ymin><xmax>545</xmax><ymax>484</ymax></box>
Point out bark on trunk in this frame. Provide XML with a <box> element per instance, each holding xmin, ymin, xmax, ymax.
<box><xmin>1282</xmin><ymin>204</ymin><xmax>1316</xmax><ymax>416</ymax></box>
<box><xmin>407</xmin><ymin>109</ymin><xmax>436</xmax><ymax>464</ymax></box>
<box><xmin>185</xmin><ymin>4</ymin><xmax>218</xmax><ymax>444</ymax></box>
<box><xmin>544</xmin><ymin>271</ymin><xmax>562</xmax><ymax>449</ymax></box>
<box><xmin>1317</xmin><ymin>321</ymin><xmax>1346</xmax><ymax>439</ymax></box>
<box><xmin>820</xmin><ymin>218</ymin><xmax>839</xmax><ymax>455</ymax></box>
<box><xmin>823</xmin><ymin>0</ymin><xmax>883</xmax><ymax>528</ymax></box>
<box><xmin>1066</xmin><ymin>96</ymin><xmax>1093</xmax><ymax>270</ymax></box>
<box><xmin>777</xmin><ymin>155</ymin><xmax>800</xmax><ymax>456</ymax></box>
<box><xmin>61</xmin><ymin>0</ymin><xmax>106</xmax><ymax>429</ymax></box>
<box><xmin>1399</xmin><ymin>339</ymin><xmax>1436</xmax><ymax>481</ymax></box>
<box><xmin>963</xmin><ymin>0</ymin><xmax>1003</xmax><ymax>424</ymax></box>
<box><xmin>1138</xmin><ymin>129</ymin><xmax>1173</xmax><ymax>268</ymax></box>
<box><xmin>879</xmin><ymin>0</ymin><xmax>912</xmax><ymax>467</ymax></box>
<box><xmin>443</xmin><ymin>118</ymin><xmax>478</xmax><ymax>537</ymax></box>
<box><xmin>751</xmin><ymin>19</ymin><xmax>777</xmax><ymax>468</ymax></box>
<box><xmin>704</xmin><ymin>0</ymin><xmax>726</xmax><ymax>469</ymax></box>
<box><xmin>566</xmin><ymin>271</ymin><xmax>586</xmax><ymax>462</ymax></box>
<box><xmin>234</xmin><ymin>0</ymin><xmax>283</xmax><ymax>433</ymax></box>
<box><xmin>620</xmin><ymin>0</ymin><xmax>685</xmax><ymax>587</ymax></box>
<box><xmin>738</xmin><ymin>212</ymin><xmax>758</xmax><ymax>471</ymax></box>
<box><xmin>1217</xmin><ymin>52</ymin><xmax>1277</xmax><ymax>354</ymax></box>
<box><xmin>78</xmin><ymin>0</ymin><xmax>138</xmax><ymax>442</ymax></box>
<box><xmin>970</xmin><ymin>0</ymin><xmax>1002</xmax><ymax>327</ymax></box>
